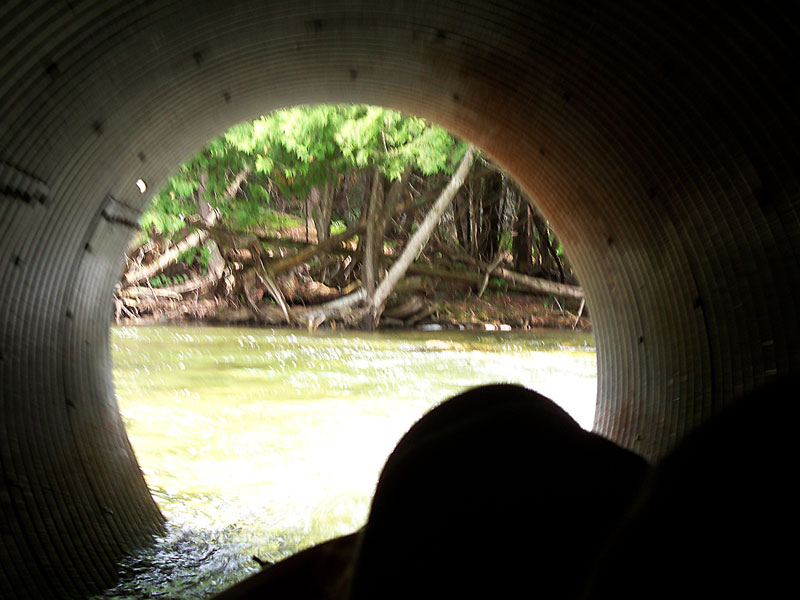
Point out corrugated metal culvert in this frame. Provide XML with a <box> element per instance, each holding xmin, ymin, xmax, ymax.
<box><xmin>1</xmin><ymin>1</ymin><xmax>798</xmax><ymax>598</ymax></box>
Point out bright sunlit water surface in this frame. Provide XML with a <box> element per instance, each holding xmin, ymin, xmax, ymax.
<box><xmin>97</xmin><ymin>325</ymin><xmax>596</xmax><ymax>599</ymax></box>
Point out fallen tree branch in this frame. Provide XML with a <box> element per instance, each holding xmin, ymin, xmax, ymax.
<box><xmin>297</xmin><ymin>288</ymin><xmax>367</xmax><ymax>323</ymax></box>
<box><xmin>491</xmin><ymin>266</ymin><xmax>583</xmax><ymax>299</ymax></box>
<box><xmin>383</xmin><ymin>294</ymin><xmax>425</xmax><ymax>319</ymax></box>
<box><xmin>478</xmin><ymin>255</ymin><xmax>504</xmax><ymax>298</ymax></box>
<box><xmin>242</xmin><ymin>270</ymin><xmax>280</xmax><ymax>324</ymax></box>
<box><xmin>573</xmin><ymin>297</ymin><xmax>586</xmax><ymax>329</ymax></box>
<box><xmin>117</xmin><ymin>286</ymin><xmax>182</xmax><ymax>300</ymax></box>
<box><xmin>406</xmin><ymin>262</ymin><xmax>584</xmax><ymax>299</ymax></box>
<box><xmin>242</xmin><ymin>288</ymin><xmax>369</xmax><ymax>328</ymax></box>
<box><xmin>252</xmin><ymin>250</ymin><xmax>292</xmax><ymax>323</ymax></box>
<box><xmin>267</xmin><ymin>220</ymin><xmax>364</xmax><ymax>275</ymax></box>
<box><xmin>123</xmin><ymin>229</ymin><xmax>209</xmax><ymax>286</ymax></box>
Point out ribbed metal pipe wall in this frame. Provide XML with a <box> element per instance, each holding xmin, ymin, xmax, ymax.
<box><xmin>1</xmin><ymin>1</ymin><xmax>798</xmax><ymax>598</ymax></box>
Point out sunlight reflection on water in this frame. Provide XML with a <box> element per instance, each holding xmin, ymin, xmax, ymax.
<box><xmin>97</xmin><ymin>325</ymin><xmax>596</xmax><ymax>599</ymax></box>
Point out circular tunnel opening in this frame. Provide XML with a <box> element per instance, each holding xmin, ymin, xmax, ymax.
<box><xmin>101</xmin><ymin>104</ymin><xmax>597</xmax><ymax>597</ymax></box>
<box><xmin>3</xmin><ymin>3</ymin><xmax>799</xmax><ymax>599</ymax></box>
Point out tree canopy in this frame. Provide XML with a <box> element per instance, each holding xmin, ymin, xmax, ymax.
<box><xmin>141</xmin><ymin>104</ymin><xmax>468</xmax><ymax>239</ymax></box>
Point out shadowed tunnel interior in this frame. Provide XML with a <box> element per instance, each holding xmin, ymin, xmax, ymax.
<box><xmin>1</xmin><ymin>1</ymin><xmax>799</xmax><ymax>598</ymax></box>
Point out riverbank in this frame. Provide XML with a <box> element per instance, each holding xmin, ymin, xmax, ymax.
<box><xmin>116</xmin><ymin>208</ymin><xmax>589</xmax><ymax>332</ymax></box>
<box><xmin>115</xmin><ymin>287</ymin><xmax>590</xmax><ymax>331</ymax></box>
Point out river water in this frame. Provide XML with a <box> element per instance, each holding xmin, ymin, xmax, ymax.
<box><xmin>96</xmin><ymin>325</ymin><xmax>596</xmax><ymax>599</ymax></box>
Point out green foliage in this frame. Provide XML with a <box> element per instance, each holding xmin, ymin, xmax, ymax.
<box><xmin>139</xmin><ymin>190</ymin><xmax>192</xmax><ymax>238</ymax></box>
<box><xmin>148</xmin><ymin>272</ymin><xmax>190</xmax><ymax>288</ymax></box>
<box><xmin>334</xmin><ymin>105</ymin><xmax>467</xmax><ymax>178</ymax></box>
<box><xmin>330</xmin><ymin>220</ymin><xmax>348</xmax><ymax>235</ymax></box>
<box><xmin>226</xmin><ymin>105</ymin><xmax>348</xmax><ymax>198</ymax></box>
<box><xmin>264</xmin><ymin>210</ymin><xmax>302</xmax><ymax>231</ymax></box>
<box><xmin>137</xmin><ymin>103</ymin><xmax>466</xmax><ymax>282</ymax></box>
<box><xmin>176</xmin><ymin>243</ymin><xmax>212</xmax><ymax>273</ymax></box>
<box><xmin>499</xmin><ymin>231</ymin><xmax>514</xmax><ymax>253</ymax></box>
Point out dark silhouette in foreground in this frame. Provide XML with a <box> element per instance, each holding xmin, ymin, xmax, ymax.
<box><xmin>348</xmin><ymin>384</ymin><xmax>649</xmax><ymax>599</ymax></box>
<box><xmin>582</xmin><ymin>375</ymin><xmax>799</xmax><ymax>599</ymax></box>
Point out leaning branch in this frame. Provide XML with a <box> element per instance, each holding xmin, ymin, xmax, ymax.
<box><xmin>268</xmin><ymin>220</ymin><xmax>364</xmax><ymax>275</ymax></box>
<box><xmin>368</xmin><ymin>145</ymin><xmax>476</xmax><ymax>320</ymax></box>
<box><xmin>123</xmin><ymin>229</ymin><xmax>209</xmax><ymax>286</ymax></box>
<box><xmin>491</xmin><ymin>267</ymin><xmax>584</xmax><ymax>299</ymax></box>
<box><xmin>405</xmin><ymin>263</ymin><xmax>584</xmax><ymax>299</ymax></box>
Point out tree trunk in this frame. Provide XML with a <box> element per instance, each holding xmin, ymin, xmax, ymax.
<box><xmin>468</xmin><ymin>181</ymin><xmax>479</xmax><ymax>257</ymax></box>
<box><xmin>363</xmin><ymin>167</ymin><xmax>384</xmax><ymax>296</ymax></box>
<box><xmin>454</xmin><ymin>190</ymin><xmax>469</xmax><ymax>249</ymax></box>
<box><xmin>363</xmin><ymin>165</ymin><xmax>412</xmax><ymax>299</ymax></box>
<box><xmin>530</xmin><ymin>206</ymin><xmax>565</xmax><ymax>282</ymax></box>
<box><xmin>309</xmin><ymin>179</ymin><xmax>335</xmax><ymax>243</ymax></box>
<box><xmin>513</xmin><ymin>197</ymin><xmax>534</xmax><ymax>274</ymax></box>
<box><xmin>480</xmin><ymin>171</ymin><xmax>504</xmax><ymax>260</ymax></box>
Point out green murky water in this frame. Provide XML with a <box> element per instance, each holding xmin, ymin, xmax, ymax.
<box><xmin>97</xmin><ymin>325</ymin><xmax>596</xmax><ymax>599</ymax></box>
